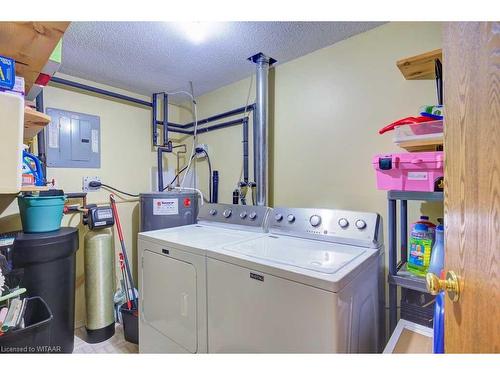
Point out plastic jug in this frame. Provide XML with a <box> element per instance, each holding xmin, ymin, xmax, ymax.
<box><xmin>408</xmin><ymin>223</ymin><xmax>434</xmax><ymax>276</ymax></box>
<box><xmin>428</xmin><ymin>224</ymin><xmax>444</xmax><ymax>276</ymax></box>
<box><xmin>413</xmin><ymin>216</ymin><xmax>436</xmax><ymax>236</ymax></box>
<box><xmin>22</xmin><ymin>150</ymin><xmax>45</xmax><ymax>186</ymax></box>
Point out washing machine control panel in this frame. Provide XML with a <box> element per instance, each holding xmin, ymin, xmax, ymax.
<box><xmin>198</xmin><ymin>203</ymin><xmax>271</xmax><ymax>229</ymax></box>
<box><xmin>270</xmin><ymin>207</ymin><xmax>382</xmax><ymax>248</ymax></box>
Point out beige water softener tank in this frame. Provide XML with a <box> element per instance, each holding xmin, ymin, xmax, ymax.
<box><xmin>84</xmin><ymin>228</ymin><xmax>115</xmax><ymax>342</ymax></box>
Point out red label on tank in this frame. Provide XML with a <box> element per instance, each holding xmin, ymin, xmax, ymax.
<box><xmin>184</xmin><ymin>198</ymin><xmax>191</xmax><ymax>207</ymax></box>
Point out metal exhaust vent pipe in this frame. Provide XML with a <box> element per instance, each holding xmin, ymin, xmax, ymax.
<box><xmin>248</xmin><ymin>53</ymin><xmax>276</xmax><ymax>206</ymax></box>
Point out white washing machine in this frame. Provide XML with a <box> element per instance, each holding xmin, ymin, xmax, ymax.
<box><xmin>206</xmin><ymin>207</ymin><xmax>384</xmax><ymax>353</ymax></box>
<box><xmin>137</xmin><ymin>203</ymin><xmax>271</xmax><ymax>353</ymax></box>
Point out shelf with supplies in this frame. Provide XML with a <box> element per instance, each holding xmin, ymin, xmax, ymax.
<box><xmin>0</xmin><ymin>22</ymin><xmax>68</xmax><ymax>194</ymax></box>
<box><xmin>24</xmin><ymin>107</ymin><xmax>51</xmax><ymax>142</ymax></box>
<box><xmin>0</xmin><ymin>22</ymin><xmax>69</xmax><ymax>94</ymax></box>
<box><xmin>397</xmin><ymin>49</ymin><xmax>443</xmax><ymax>80</ymax></box>
<box><xmin>387</xmin><ymin>190</ymin><xmax>444</xmax><ymax>201</ymax></box>
<box><xmin>393</xmin><ymin>119</ymin><xmax>444</xmax><ymax>152</ymax></box>
<box><xmin>387</xmin><ymin>190</ymin><xmax>444</xmax><ymax>334</ymax></box>
<box><xmin>388</xmin><ymin>262</ymin><xmax>428</xmax><ymax>293</ymax></box>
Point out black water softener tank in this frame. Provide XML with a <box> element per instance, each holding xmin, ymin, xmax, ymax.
<box><xmin>12</xmin><ymin>228</ymin><xmax>79</xmax><ymax>353</ymax></box>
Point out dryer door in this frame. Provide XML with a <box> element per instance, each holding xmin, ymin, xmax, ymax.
<box><xmin>142</xmin><ymin>249</ymin><xmax>197</xmax><ymax>352</ymax></box>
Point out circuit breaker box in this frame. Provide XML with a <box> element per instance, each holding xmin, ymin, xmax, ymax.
<box><xmin>45</xmin><ymin>108</ymin><xmax>101</xmax><ymax>168</ymax></box>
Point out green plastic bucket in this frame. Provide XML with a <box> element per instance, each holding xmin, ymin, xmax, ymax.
<box><xmin>17</xmin><ymin>195</ymin><xmax>66</xmax><ymax>233</ymax></box>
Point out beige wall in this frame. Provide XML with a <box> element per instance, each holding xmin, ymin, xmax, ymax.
<box><xmin>186</xmin><ymin>21</ymin><xmax>443</xmax><ymax>216</ymax></box>
<box><xmin>0</xmin><ymin>73</ymin><xmax>190</xmax><ymax>327</ymax></box>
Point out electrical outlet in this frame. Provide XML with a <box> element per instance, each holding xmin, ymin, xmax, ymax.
<box><xmin>83</xmin><ymin>176</ymin><xmax>101</xmax><ymax>192</ymax></box>
<box><xmin>196</xmin><ymin>144</ymin><xmax>209</xmax><ymax>157</ymax></box>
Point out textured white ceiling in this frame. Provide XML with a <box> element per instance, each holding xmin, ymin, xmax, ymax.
<box><xmin>60</xmin><ymin>22</ymin><xmax>384</xmax><ymax>102</ymax></box>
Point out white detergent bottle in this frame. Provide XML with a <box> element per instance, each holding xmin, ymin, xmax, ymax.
<box><xmin>428</xmin><ymin>223</ymin><xmax>445</xmax><ymax>276</ymax></box>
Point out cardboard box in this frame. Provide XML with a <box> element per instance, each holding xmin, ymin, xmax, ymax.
<box><xmin>384</xmin><ymin>319</ymin><xmax>434</xmax><ymax>354</ymax></box>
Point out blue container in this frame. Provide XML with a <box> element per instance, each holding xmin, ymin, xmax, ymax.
<box><xmin>22</xmin><ymin>150</ymin><xmax>45</xmax><ymax>186</ymax></box>
<box><xmin>17</xmin><ymin>195</ymin><xmax>66</xmax><ymax>233</ymax></box>
<box><xmin>0</xmin><ymin>55</ymin><xmax>16</xmax><ymax>90</ymax></box>
<box><xmin>433</xmin><ymin>292</ymin><xmax>445</xmax><ymax>353</ymax></box>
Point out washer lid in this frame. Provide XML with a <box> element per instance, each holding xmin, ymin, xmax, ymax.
<box><xmin>138</xmin><ymin>224</ymin><xmax>264</xmax><ymax>251</ymax></box>
<box><xmin>222</xmin><ymin>235</ymin><xmax>365</xmax><ymax>274</ymax></box>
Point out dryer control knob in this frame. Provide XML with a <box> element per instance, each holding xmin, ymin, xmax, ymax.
<box><xmin>275</xmin><ymin>213</ymin><xmax>283</xmax><ymax>222</ymax></box>
<box><xmin>223</xmin><ymin>209</ymin><xmax>232</xmax><ymax>218</ymax></box>
<box><xmin>209</xmin><ymin>209</ymin><xmax>217</xmax><ymax>216</ymax></box>
<box><xmin>240</xmin><ymin>211</ymin><xmax>247</xmax><ymax>219</ymax></box>
<box><xmin>355</xmin><ymin>219</ymin><xmax>367</xmax><ymax>230</ymax></box>
<box><xmin>249</xmin><ymin>212</ymin><xmax>257</xmax><ymax>220</ymax></box>
<box><xmin>338</xmin><ymin>218</ymin><xmax>349</xmax><ymax>228</ymax></box>
<box><xmin>287</xmin><ymin>214</ymin><xmax>296</xmax><ymax>223</ymax></box>
<box><xmin>309</xmin><ymin>215</ymin><xmax>322</xmax><ymax>227</ymax></box>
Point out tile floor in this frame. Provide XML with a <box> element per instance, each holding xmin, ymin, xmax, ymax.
<box><xmin>73</xmin><ymin>324</ymin><xmax>138</xmax><ymax>354</ymax></box>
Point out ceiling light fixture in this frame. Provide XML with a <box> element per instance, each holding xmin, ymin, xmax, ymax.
<box><xmin>174</xmin><ymin>22</ymin><xmax>224</xmax><ymax>44</ymax></box>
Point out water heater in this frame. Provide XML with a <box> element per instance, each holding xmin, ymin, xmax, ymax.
<box><xmin>140</xmin><ymin>192</ymin><xmax>198</xmax><ymax>232</ymax></box>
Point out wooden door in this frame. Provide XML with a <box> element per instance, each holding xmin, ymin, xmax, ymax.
<box><xmin>443</xmin><ymin>22</ymin><xmax>500</xmax><ymax>353</ymax></box>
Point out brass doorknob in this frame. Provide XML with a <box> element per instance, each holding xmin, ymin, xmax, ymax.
<box><xmin>426</xmin><ymin>271</ymin><xmax>460</xmax><ymax>302</ymax></box>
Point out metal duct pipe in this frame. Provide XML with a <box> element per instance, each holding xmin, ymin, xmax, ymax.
<box><xmin>252</xmin><ymin>106</ymin><xmax>257</xmax><ymax>184</ymax></box>
<box><xmin>248</xmin><ymin>53</ymin><xmax>276</xmax><ymax>206</ymax></box>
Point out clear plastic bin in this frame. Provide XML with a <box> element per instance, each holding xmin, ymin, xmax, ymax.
<box><xmin>393</xmin><ymin>120</ymin><xmax>443</xmax><ymax>144</ymax></box>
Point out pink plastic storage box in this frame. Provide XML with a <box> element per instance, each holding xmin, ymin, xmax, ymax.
<box><xmin>372</xmin><ymin>151</ymin><xmax>444</xmax><ymax>192</ymax></box>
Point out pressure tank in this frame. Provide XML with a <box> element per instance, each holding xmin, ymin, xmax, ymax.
<box><xmin>84</xmin><ymin>228</ymin><xmax>115</xmax><ymax>342</ymax></box>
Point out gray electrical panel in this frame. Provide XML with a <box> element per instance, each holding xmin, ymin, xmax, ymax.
<box><xmin>45</xmin><ymin>108</ymin><xmax>101</xmax><ymax>168</ymax></box>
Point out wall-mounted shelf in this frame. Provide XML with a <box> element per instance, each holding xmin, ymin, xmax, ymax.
<box><xmin>19</xmin><ymin>185</ymin><xmax>49</xmax><ymax>192</ymax></box>
<box><xmin>24</xmin><ymin>107</ymin><xmax>51</xmax><ymax>142</ymax></box>
<box><xmin>397</xmin><ymin>138</ymin><xmax>443</xmax><ymax>152</ymax></box>
<box><xmin>0</xmin><ymin>22</ymin><xmax>70</xmax><ymax>93</ymax></box>
<box><xmin>397</xmin><ymin>49</ymin><xmax>443</xmax><ymax>80</ymax></box>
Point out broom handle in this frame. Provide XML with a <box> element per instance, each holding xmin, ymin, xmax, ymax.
<box><xmin>110</xmin><ymin>195</ymin><xmax>138</xmax><ymax>308</ymax></box>
<box><xmin>120</xmin><ymin>254</ymin><xmax>131</xmax><ymax>310</ymax></box>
